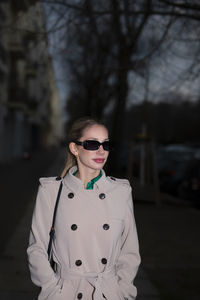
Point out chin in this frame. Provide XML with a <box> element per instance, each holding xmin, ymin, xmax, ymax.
<box><xmin>91</xmin><ymin>163</ymin><xmax>105</xmax><ymax>170</ymax></box>
<box><xmin>92</xmin><ymin>165</ymin><xmax>103</xmax><ymax>170</ymax></box>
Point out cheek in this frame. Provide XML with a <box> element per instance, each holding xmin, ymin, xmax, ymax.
<box><xmin>105</xmin><ymin>152</ymin><xmax>109</xmax><ymax>160</ymax></box>
<box><xmin>80</xmin><ymin>150</ymin><xmax>93</xmax><ymax>161</ymax></box>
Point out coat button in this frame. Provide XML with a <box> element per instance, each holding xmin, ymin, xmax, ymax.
<box><xmin>101</xmin><ymin>258</ymin><xmax>107</xmax><ymax>264</ymax></box>
<box><xmin>103</xmin><ymin>223</ymin><xmax>110</xmax><ymax>230</ymax></box>
<box><xmin>75</xmin><ymin>259</ymin><xmax>82</xmax><ymax>266</ymax></box>
<box><xmin>77</xmin><ymin>293</ymin><xmax>83</xmax><ymax>299</ymax></box>
<box><xmin>56</xmin><ymin>176</ymin><xmax>61</xmax><ymax>181</ymax></box>
<box><xmin>71</xmin><ymin>224</ymin><xmax>78</xmax><ymax>231</ymax></box>
<box><xmin>68</xmin><ymin>192</ymin><xmax>74</xmax><ymax>198</ymax></box>
<box><xmin>99</xmin><ymin>193</ymin><xmax>105</xmax><ymax>199</ymax></box>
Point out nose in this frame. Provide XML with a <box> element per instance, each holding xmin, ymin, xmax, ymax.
<box><xmin>97</xmin><ymin>145</ymin><xmax>105</xmax><ymax>153</ymax></box>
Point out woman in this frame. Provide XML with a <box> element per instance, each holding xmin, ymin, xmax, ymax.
<box><xmin>27</xmin><ymin>117</ymin><xmax>140</xmax><ymax>300</ymax></box>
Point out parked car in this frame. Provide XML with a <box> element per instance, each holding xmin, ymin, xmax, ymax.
<box><xmin>157</xmin><ymin>144</ymin><xmax>195</xmax><ymax>195</ymax></box>
<box><xmin>177</xmin><ymin>159</ymin><xmax>200</xmax><ymax>207</ymax></box>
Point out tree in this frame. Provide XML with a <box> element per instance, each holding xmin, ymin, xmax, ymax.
<box><xmin>42</xmin><ymin>0</ymin><xmax>200</xmax><ymax>173</ymax></box>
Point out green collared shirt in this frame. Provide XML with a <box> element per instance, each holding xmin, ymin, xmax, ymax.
<box><xmin>73</xmin><ymin>170</ymin><xmax>102</xmax><ymax>190</ymax></box>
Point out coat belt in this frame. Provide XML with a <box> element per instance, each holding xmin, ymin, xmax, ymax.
<box><xmin>57</xmin><ymin>265</ymin><xmax>116</xmax><ymax>300</ymax></box>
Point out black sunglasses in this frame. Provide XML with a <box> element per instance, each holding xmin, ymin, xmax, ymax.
<box><xmin>74</xmin><ymin>140</ymin><xmax>112</xmax><ymax>151</ymax></box>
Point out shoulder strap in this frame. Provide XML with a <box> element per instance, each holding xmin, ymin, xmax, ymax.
<box><xmin>47</xmin><ymin>181</ymin><xmax>63</xmax><ymax>259</ymax></box>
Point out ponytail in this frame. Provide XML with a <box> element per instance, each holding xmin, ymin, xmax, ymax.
<box><xmin>60</xmin><ymin>152</ymin><xmax>76</xmax><ymax>178</ymax></box>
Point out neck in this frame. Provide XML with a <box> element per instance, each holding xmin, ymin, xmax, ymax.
<box><xmin>75</xmin><ymin>167</ymin><xmax>100</xmax><ymax>188</ymax></box>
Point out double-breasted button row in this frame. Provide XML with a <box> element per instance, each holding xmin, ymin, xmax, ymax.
<box><xmin>71</xmin><ymin>223</ymin><xmax>109</xmax><ymax>231</ymax></box>
<box><xmin>75</xmin><ymin>258</ymin><xmax>107</xmax><ymax>266</ymax></box>
<box><xmin>101</xmin><ymin>258</ymin><xmax>107</xmax><ymax>264</ymax></box>
<box><xmin>103</xmin><ymin>223</ymin><xmax>110</xmax><ymax>230</ymax></box>
<box><xmin>68</xmin><ymin>192</ymin><xmax>106</xmax><ymax>199</ymax></box>
<box><xmin>99</xmin><ymin>193</ymin><xmax>106</xmax><ymax>199</ymax></box>
<box><xmin>75</xmin><ymin>259</ymin><xmax>82</xmax><ymax>266</ymax></box>
<box><xmin>68</xmin><ymin>192</ymin><xmax>74</xmax><ymax>198</ymax></box>
<box><xmin>77</xmin><ymin>292</ymin><xmax>83</xmax><ymax>299</ymax></box>
<box><xmin>71</xmin><ymin>224</ymin><xmax>78</xmax><ymax>231</ymax></box>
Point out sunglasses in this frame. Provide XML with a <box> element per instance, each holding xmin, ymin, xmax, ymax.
<box><xmin>74</xmin><ymin>140</ymin><xmax>112</xmax><ymax>151</ymax></box>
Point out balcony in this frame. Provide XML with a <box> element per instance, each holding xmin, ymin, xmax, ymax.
<box><xmin>0</xmin><ymin>43</ymin><xmax>8</xmax><ymax>74</ymax></box>
<box><xmin>9</xmin><ymin>47</ymin><xmax>25</xmax><ymax>61</ymax></box>
<box><xmin>0</xmin><ymin>4</ymin><xmax>6</xmax><ymax>22</ymax></box>
<box><xmin>8</xmin><ymin>86</ymin><xmax>27</xmax><ymax>103</ymax></box>
<box><xmin>10</xmin><ymin>0</ymin><xmax>38</xmax><ymax>14</ymax></box>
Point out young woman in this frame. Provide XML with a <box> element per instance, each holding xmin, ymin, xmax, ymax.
<box><xmin>27</xmin><ymin>117</ymin><xmax>140</xmax><ymax>300</ymax></box>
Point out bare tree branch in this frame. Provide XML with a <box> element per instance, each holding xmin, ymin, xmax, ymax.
<box><xmin>158</xmin><ymin>0</ymin><xmax>200</xmax><ymax>12</ymax></box>
<box><xmin>41</xmin><ymin>0</ymin><xmax>84</xmax><ymax>11</ymax></box>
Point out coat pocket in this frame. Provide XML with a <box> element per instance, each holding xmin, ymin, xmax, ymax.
<box><xmin>110</xmin><ymin>218</ymin><xmax>125</xmax><ymax>243</ymax></box>
<box><xmin>43</xmin><ymin>278</ymin><xmax>63</xmax><ymax>300</ymax></box>
<box><xmin>114</xmin><ymin>276</ymin><xmax>125</xmax><ymax>300</ymax></box>
<box><xmin>52</xmin><ymin>278</ymin><xmax>74</xmax><ymax>300</ymax></box>
<box><xmin>43</xmin><ymin>278</ymin><xmax>74</xmax><ymax>300</ymax></box>
<box><xmin>103</xmin><ymin>275</ymin><xmax>124</xmax><ymax>300</ymax></box>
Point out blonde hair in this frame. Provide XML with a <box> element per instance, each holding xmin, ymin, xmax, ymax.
<box><xmin>61</xmin><ymin>117</ymin><xmax>107</xmax><ymax>178</ymax></box>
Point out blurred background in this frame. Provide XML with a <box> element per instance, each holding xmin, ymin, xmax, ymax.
<box><xmin>0</xmin><ymin>1</ymin><xmax>200</xmax><ymax>299</ymax></box>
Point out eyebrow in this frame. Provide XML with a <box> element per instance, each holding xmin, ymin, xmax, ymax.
<box><xmin>84</xmin><ymin>138</ymin><xmax>109</xmax><ymax>141</ymax></box>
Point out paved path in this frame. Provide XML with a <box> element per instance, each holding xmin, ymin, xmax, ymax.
<box><xmin>0</xmin><ymin>198</ymin><xmax>38</xmax><ymax>299</ymax></box>
<box><xmin>0</xmin><ymin>148</ymin><xmax>161</xmax><ymax>299</ymax></box>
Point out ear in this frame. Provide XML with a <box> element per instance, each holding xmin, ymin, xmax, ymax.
<box><xmin>69</xmin><ymin>142</ymin><xmax>78</xmax><ymax>156</ymax></box>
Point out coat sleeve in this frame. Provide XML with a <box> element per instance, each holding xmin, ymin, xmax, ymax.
<box><xmin>116</xmin><ymin>184</ymin><xmax>141</xmax><ymax>300</ymax></box>
<box><xmin>27</xmin><ymin>179</ymin><xmax>60</xmax><ymax>297</ymax></box>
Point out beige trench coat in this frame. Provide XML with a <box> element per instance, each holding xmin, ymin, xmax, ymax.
<box><xmin>27</xmin><ymin>166</ymin><xmax>140</xmax><ymax>300</ymax></box>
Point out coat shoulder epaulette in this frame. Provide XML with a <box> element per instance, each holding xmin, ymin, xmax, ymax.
<box><xmin>39</xmin><ymin>176</ymin><xmax>62</xmax><ymax>186</ymax></box>
<box><xmin>107</xmin><ymin>176</ymin><xmax>130</xmax><ymax>186</ymax></box>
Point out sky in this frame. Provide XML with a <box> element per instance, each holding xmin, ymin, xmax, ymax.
<box><xmin>127</xmin><ymin>17</ymin><xmax>200</xmax><ymax>106</ymax></box>
<box><xmin>43</xmin><ymin>2</ymin><xmax>69</xmax><ymax>120</ymax></box>
<box><xmin>44</xmin><ymin>3</ymin><xmax>200</xmax><ymax>115</ymax></box>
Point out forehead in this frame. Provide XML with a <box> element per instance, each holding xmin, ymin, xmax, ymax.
<box><xmin>82</xmin><ymin>124</ymin><xmax>108</xmax><ymax>138</ymax></box>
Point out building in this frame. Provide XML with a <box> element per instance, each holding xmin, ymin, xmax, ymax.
<box><xmin>0</xmin><ymin>0</ymin><xmax>63</xmax><ymax>163</ymax></box>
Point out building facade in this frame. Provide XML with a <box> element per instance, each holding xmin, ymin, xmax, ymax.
<box><xmin>0</xmin><ymin>0</ymin><xmax>63</xmax><ymax>163</ymax></box>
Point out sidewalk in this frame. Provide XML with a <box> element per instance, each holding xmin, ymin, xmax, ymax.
<box><xmin>135</xmin><ymin>267</ymin><xmax>160</xmax><ymax>300</ymax></box>
<box><xmin>134</xmin><ymin>202</ymin><xmax>200</xmax><ymax>300</ymax></box>
<box><xmin>0</xmin><ymin>148</ymin><xmax>161</xmax><ymax>300</ymax></box>
<box><xmin>0</xmin><ymin>146</ymin><xmax>62</xmax><ymax>253</ymax></box>
<box><xmin>0</xmin><ymin>146</ymin><xmax>65</xmax><ymax>299</ymax></box>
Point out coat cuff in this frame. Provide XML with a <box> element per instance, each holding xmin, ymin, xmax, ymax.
<box><xmin>118</xmin><ymin>280</ymin><xmax>137</xmax><ymax>300</ymax></box>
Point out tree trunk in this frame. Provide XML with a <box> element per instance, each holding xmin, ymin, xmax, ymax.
<box><xmin>109</xmin><ymin>53</ymin><xmax>130</xmax><ymax>176</ymax></box>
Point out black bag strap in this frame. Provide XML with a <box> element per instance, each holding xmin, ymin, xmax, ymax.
<box><xmin>47</xmin><ymin>181</ymin><xmax>63</xmax><ymax>260</ymax></box>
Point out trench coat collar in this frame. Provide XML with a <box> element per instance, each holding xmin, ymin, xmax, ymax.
<box><xmin>63</xmin><ymin>166</ymin><xmax>110</xmax><ymax>193</ymax></box>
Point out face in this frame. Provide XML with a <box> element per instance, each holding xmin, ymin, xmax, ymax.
<box><xmin>70</xmin><ymin>124</ymin><xmax>109</xmax><ymax>173</ymax></box>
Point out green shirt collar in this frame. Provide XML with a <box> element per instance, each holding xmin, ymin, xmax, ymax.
<box><xmin>73</xmin><ymin>170</ymin><xmax>102</xmax><ymax>190</ymax></box>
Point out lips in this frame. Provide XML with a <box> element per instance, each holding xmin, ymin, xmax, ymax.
<box><xmin>93</xmin><ymin>158</ymin><xmax>105</xmax><ymax>163</ymax></box>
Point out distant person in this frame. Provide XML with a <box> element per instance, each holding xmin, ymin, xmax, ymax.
<box><xmin>27</xmin><ymin>117</ymin><xmax>140</xmax><ymax>300</ymax></box>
